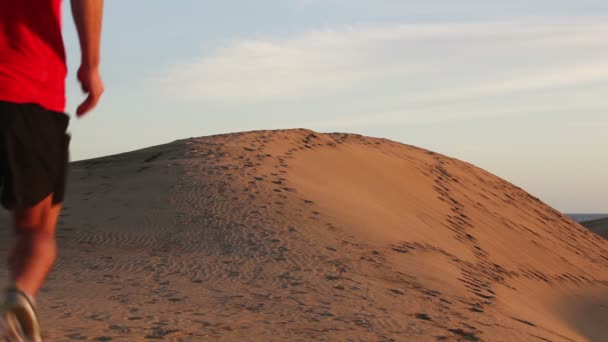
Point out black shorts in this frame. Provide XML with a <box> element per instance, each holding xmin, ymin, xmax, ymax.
<box><xmin>0</xmin><ymin>101</ymin><xmax>70</xmax><ymax>210</ymax></box>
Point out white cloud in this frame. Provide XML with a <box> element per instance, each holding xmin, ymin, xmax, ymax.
<box><xmin>155</xmin><ymin>18</ymin><xmax>608</xmax><ymax>106</ymax></box>
<box><xmin>290</xmin><ymin>0</ymin><xmax>608</xmax><ymax>19</ymax></box>
<box><xmin>294</xmin><ymin>99</ymin><xmax>606</xmax><ymax>128</ymax></box>
<box><xmin>155</xmin><ymin>27</ymin><xmax>433</xmax><ymax>100</ymax></box>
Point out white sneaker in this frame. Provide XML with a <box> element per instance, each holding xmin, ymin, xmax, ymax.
<box><xmin>1</xmin><ymin>312</ymin><xmax>25</xmax><ymax>342</ymax></box>
<box><xmin>1</xmin><ymin>288</ymin><xmax>41</xmax><ymax>342</ymax></box>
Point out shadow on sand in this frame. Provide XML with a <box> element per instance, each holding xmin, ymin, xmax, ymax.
<box><xmin>557</xmin><ymin>289</ymin><xmax>608</xmax><ymax>341</ymax></box>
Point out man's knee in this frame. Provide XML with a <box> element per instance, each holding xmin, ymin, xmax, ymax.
<box><xmin>12</xmin><ymin>194</ymin><xmax>56</xmax><ymax>233</ymax></box>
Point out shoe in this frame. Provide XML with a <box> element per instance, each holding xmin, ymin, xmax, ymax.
<box><xmin>1</xmin><ymin>288</ymin><xmax>41</xmax><ymax>342</ymax></box>
<box><xmin>1</xmin><ymin>312</ymin><xmax>25</xmax><ymax>342</ymax></box>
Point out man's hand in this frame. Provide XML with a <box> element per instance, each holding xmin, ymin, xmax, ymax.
<box><xmin>71</xmin><ymin>0</ymin><xmax>104</xmax><ymax>117</ymax></box>
<box><xmin>76</xmin><ymin>65</ymin><xmax>104</xmax><ymax>117</ymax></box>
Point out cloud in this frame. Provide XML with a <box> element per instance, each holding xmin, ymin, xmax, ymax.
<box><xmin>290</xmin><ymin>0</ymin><xmax>608</xmax><ymax>18</ymax></box>
<box><xmin>155</xmin><ymin>26</ymin><xmax>433</xmax><ymax>101</ymax></box>
<box><xmin>294</xmin><ymin>99</ymin><xmax>607</xmax><ymax>128</ymax></box>
<box><xmin>156</xmin><ymin>17</ymin><xmax>608</xmax><ymax>103</ymax></box>
<box><xmin>153</xmin><ymin>17</ymin><xmax>608</xmax><ymax>131</ymax></box>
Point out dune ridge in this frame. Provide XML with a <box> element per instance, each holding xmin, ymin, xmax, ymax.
<box><xmin>0</xmin><ymin>129</ymin><xmax>606</xmax><ymax>341</ymax></box>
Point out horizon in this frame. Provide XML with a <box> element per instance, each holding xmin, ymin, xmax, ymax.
<box><xmin>61</xmin><ymin>1</ymin><xmax>607</xmax><ymax>213</ymax></box>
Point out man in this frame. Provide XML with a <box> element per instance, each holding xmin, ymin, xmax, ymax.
<box><xmin>0</xmin><ymin>0</ymin><xmax>104</xmax><ymax>340</ymax></box>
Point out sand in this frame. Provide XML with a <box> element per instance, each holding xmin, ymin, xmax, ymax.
<box><xmin>0</xmin><ymin>129</ymin><xmax>606</xmax><ymax>341</ymax></box>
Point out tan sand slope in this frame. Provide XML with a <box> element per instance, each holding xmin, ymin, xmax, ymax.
<box><xmin>0</xmin><ymin>129</ymin><xmax>606</xmax><ymax>341</ymax></box>
<box><xmin>581</xmin><ymin>218</ymin><xmax>608</xmax><ymax>239</ymax></box>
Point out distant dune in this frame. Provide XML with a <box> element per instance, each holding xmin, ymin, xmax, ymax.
<box><xmin>0</xmin><ymin>129</ymin><xmax>606</xmax><ymax>341</ymax></box>
<box><xmin>581</xmin><ymin>218</ymin><xmax>608</xmax><ymax>239</ymax></box>
<box><xmin>569</xmin><ymin>214</ymin><xmax>608</xmax><ymax>223</ymax></box>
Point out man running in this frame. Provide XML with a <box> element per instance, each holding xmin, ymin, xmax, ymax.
<box><xmin>0</xmin><ymin>1</ymin><xmax>104</xmax><ymax>340</ymax></box>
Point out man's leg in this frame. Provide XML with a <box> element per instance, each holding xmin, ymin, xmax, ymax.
<box><xmin>9</xmin><ymin>194</ymin><xmax>61</xmax><ymax>297</ymax></box>
<box><xmin>2</xmin><ymin>194</ymin><xmax>60</xmax><ymax>341</ymax></box>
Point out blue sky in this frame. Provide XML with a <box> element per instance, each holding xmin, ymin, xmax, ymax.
<box><xmin>61</xmin><ymin>1</ymin><xmax>608</xmax><ymax>213</ymax></box>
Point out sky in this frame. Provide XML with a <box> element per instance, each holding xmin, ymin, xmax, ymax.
<box><xmin>61</xmin><ymin>1</ymin><xmax>608</xmax><ymax>213</ymax></box>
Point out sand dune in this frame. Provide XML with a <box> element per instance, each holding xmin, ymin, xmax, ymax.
<box><xmin>0</xmin><ymin>129</ymin><xmax>606</xmax><ymax>341</ymax></box>
<box><xmin>581</xmin><ymin>218</ymin><xmax>608</xmax><ymax>239</ymax></box>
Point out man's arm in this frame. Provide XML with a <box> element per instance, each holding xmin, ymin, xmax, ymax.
<box><xmin>71</xmin><ymin>0</ymin><xmax>104</xmax><ymax>117</ymax></box>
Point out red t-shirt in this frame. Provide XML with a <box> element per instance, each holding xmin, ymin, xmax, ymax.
<box><xmin>0</xmin><ymin>0</ymin><xmax>67</xmax><ymax>112</ymax></box>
